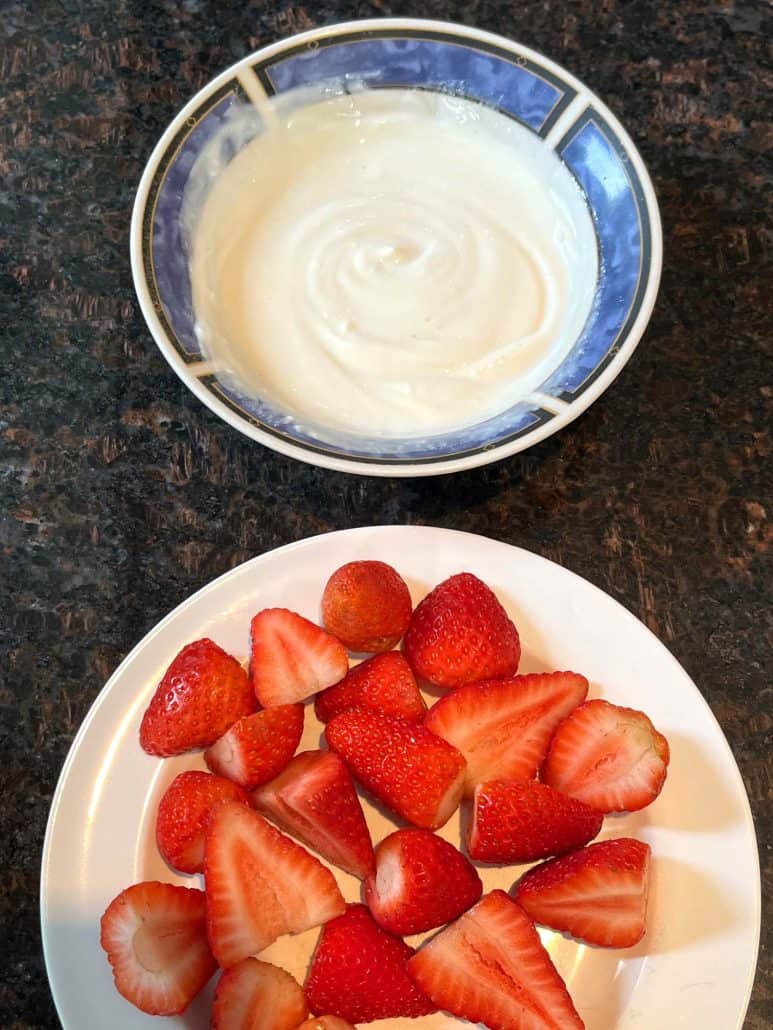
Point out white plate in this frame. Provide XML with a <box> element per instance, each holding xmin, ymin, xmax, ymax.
<box><xmin>41</xmin><ymin>526</ymin><xmax>760</xmax><ymax>1029</ymax></box>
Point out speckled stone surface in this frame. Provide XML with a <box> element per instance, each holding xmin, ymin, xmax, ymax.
<box><xmin>0</xmin><ymin>1</ymin><xmax>770</xmax><ymax>1026</ymax></box>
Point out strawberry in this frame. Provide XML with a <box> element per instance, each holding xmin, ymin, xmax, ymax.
<box><xmin>296</xmin><ymin>1019</ymin><xmax>355</xmax><ymax>1030</ymax></box>
<box><xmin>204</xmin><ymin>802</ymin><xmax>345</xmax><ymax>967</ymax></box>
<box><xmin>321</xmin><ymin>560</ymin><xmax>412</xmax><ymax>653</ymax></box>
<box><xmin>325</xmin><ymin>709</ymin><xmax>466</xmax><ymax>830</ymax></box>
<box><xmin>250</xmin><ymin>608</ymin><xmax>349</xmax><ymax>707</ymax></box>
<box><xmin>407</xmin><ymin>890</ymin><xmax>584</xmax><ymax>1029</ymax></box>
<box><xmin>468</xmin><ymin>780</ymin><xmax>603</xmax><ymax>863</ymax></box>
<box><xmin>542</xmin><ymin>699</ymin><xmax>670</xmax><ymax>812</ymax></box>
<box><xmin>364</xmin><ymin>828</ymin><xmax>482</xmax><ymax>935</ymax></box>
<box><xmin>204</xmin><ymin>705</ymin><xmax>304</xmax><ymax>789</ymax></box>
<box><xmin>425</xmin><ymin>671</ymin><xmax>588</xmax><ymax>795</ymax></box>
<box><xmin>315</xmin><ymin>651</ymin><xmax>426</xmax><ymax>724</ymax></box>
<box><xmin>212</xmin><ymin>957</ymin><xmax>309</xmax><ymax>1030</ymax></box>
<box><xmin>403</xmin><ymin>573</ymin><xmax>520</xmax><ymax>689</ymax></box>
<box><xmin>156</xmin><ymin>771</ymin><xmax>251</xmax><ymax>874</ymax></box>
<box><xmin>99</xmin><ymin>881</ymin><xmax>216</xmax><ymax>1016</ymax></box>
<box><xmin>140</xmin><ymin>639</ymin><xmax>256</xmax><ymax>757</ymax></box>
<box><xmin>305</xmin><ymin>904</ymin><xmax>436</xmax><ymax>1022</ymax></box>
<box><xmin>253</xmin><ymin>749</ymin><xmax>374</xmax><ymax>878</ymax></box>
<box><xmin>515</xmin><ymin>837</ymin><xmax>651</xmax><ymax>948</ymax></box>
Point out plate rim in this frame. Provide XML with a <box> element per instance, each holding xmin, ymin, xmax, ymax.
<box><xmin>129</xmin><ymin>17</ymin><xmax>663</xmax><ymax>477</ymax></box>
<box><xmin>40</xmin><ymin>525</ymin><xmax>760</xmax><ymax>1027</ymax></box>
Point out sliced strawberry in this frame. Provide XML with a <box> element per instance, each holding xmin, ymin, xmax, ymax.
<box><xmin>407</xmin><ymin>890</ymin><xmax>584</xmax><ymax>1029</ymax></box>
<box><xmin>425</xmin><ymin>671</ymin><xmax>588</xmax><ymax>795</ymax></box>
<box><xmin>140</xmin><ymin>639</ymin><xmax>256</xmax><ymax>757</ymax></box>
<box><xmin>315</xmin><ymin>651</ymin><xmax>426</xmax><ymax>724</ymax></box>
<box><xmin>321</xmin><ymin>560</ymin><xmax>413</xmax><ymax>653</ymax></box>
<box><xmin>468</xmin><ymin>780</ymin><xmax>603</xmax><ymax>864</ymax></box>
<box><xmin>99</xmin><ymin>881</ymin><xmax>216</xmax><ymax>1016</ymax></box>
<box><xmin>325</xmin><ymin>709</ymin><xmax>466</xmax><ymax>830</ymax></box>
<box><xmin>365</xmin><ymin>828</ymin><xmax>482</xmax><ymax>935</ymax></box>
<box><xmin>252</xmin><ymin>750</ymin><xmax>374</xmax><ymax>879</ymax></box>
<box><xmin>204</xmin><ymin>705</ymin><xmax>304</xmax><ymax>789</ymax></box>
<box><xmin>305</xmin><ymin>904</ymin><xmax>436</xmax><ymax>1022</ymax></box>
<box><xmin>515</xmin><ymin>837</ymin><xmax>651</xmax><ymax>948</ymax></box>
<box><xmin>250</xmin><ymin>609</ymin><xmax>349</xmax><ymax>707</ymax></box>
<box><xmin>212</xmin><ymin>957</ymin><xmax>309</xmax><ymax>1030</ymax></box>
<box><xmin>403</xmin><ymin>572</ymin><xmax>521</xmax><ymax>689</ymax></box>
<box><xmin>204</xmin><ymin>802</ymin><xmax>345</xmax><ymax>968</ymax></box>
<box><xmin>296</xmin><ymin>1018</ymin><xmax>355</xmax><ymax>1030</ymax></box>
<box><xmin>156</xmin><ymin>770</ymin><xmax>251</xmax><ymax>874</ymax></box>
<box><xmin>542</xmin><ymin>699</ymin><xmax>670</xmax><ymax>812</ymax></box>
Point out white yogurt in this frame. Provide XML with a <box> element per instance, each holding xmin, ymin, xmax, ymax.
<box><xmin>188</xmin><ymin>87</ymin><xmax>597</xmax><ymax>437</ymax></box>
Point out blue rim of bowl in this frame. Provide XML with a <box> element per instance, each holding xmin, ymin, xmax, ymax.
<box><xmin>130</xmin><ymin>18</ymin><xmax>663</xmax><ymax>476</ymax></box>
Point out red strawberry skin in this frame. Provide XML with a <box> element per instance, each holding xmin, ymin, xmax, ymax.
<box><xmin>250</xmin><ymin>608</ymin><xmax>349</xmax><ymax>707</ymax></box>
<box><xmin>140</xmin><ymin>639</ymin><xmax>256</xmax><ymax>757</ymax></box>
<box><xmin>425</xmin><ymin>671</ymin><xmax>588</xmax><ymax>795</ymax></box>
<box><xmin>305</xmin><ymin>904</ymin><xmax>436</xmax><ymax>1022</ymax></box>
<box><xmin>365</xmin><ymin>828</ymin><xmax>482</xmax><ymax>935</ymax></box>
<box><xmin>515</xmin><ymin>837</ymin><xmax>651</xmax><ymax>948</ymax></box>
<box><xmin>212</xmin><ymin>957</ymin><xmax>309</xmax><ymax>1030</ymax></box>
<box><xmin>156</xmin><ymin>771</ymin><xmax>251</xmax><ymax>874</ymax></box>
<box><xmin>407</xmin><ymin>890</ymin><xmax>584</xmax><ymax>1029</ymax></box>
<box><xmin>315</xmin><ymin>651</ymin><xmax>426</xmax><ymax>724</ymax></box>
<box><xmin>321</xmin><ymin>560</ymin><xmax>413</xmax><ymax>653</ymax></box>
<box><xmin>468</xmin><ymin>780</ymin><xmax>603</xmax><ymax>864</ymax></box>
<box><xmin>100</xmin><ymin>881</ymin><xmax>216</xmax><ymax>1016</ymax></box>
<box><xmin>542</xmin><ymin>699</ymin><xmax>670</xmax><ymax>812</ymax></box>
<box><xmin>204</xmin><ymin>704</ymin><xmax>304</xmax><ymax>789</ymax></box>
<box><xmin>404</xmin><ymin>573</ymin><xmax>520</xmax><ymax>690</ymax></box>
<box><xmin>253</xmin><ymin>749</ymin><xmax>375</xmax><ymax>879</ymax></box>
<box><xmin>325</xmin><ymin>709</ymin><xmax>466</xmax><ymax>830</ymax></box>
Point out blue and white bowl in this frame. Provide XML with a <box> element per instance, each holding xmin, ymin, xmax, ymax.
<box><xmin>130</xmin><ymin>18</ymin><xmax>662</xmax><ymax>477</ymax></box>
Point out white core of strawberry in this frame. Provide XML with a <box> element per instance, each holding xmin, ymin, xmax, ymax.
<box><xmin>132</xmin><ymin>923</ymin><xmax>193</xmax><ymax>974</ymax></box>
<box><xmin>375</xmin><ymin>847</ymin><xmax>404</xmax><ymax>906</ymax></box>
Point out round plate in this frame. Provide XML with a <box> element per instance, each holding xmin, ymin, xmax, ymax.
<box><xmin>130</xmin><ymin>18</ymin><xmax>662</xmax><ymax>476</ymax></box>
<box><xmin>41</xmin><ymin>527</ymin><xmax>759</xmax><ymax>1028</ymax></box>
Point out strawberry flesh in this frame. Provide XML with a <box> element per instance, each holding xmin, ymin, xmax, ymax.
<box><xmin>407</xmin><ymin>890</ymin><xmax>584</xmax><ymax>1029</ymax></box>
<box><xmin>305</xmin><ymin>904</ymin><xmax>436</xmax><ymax>1022</ymax></box>
<box><xmin>315</xmin><ymin>651</ymin><xmax>426</xmax><ymax>723</ymax></box>
<box><xmin>204</xmin><ymin>704</ymin><xmax>304</xmax><ymax>789</ymax></box>
<box><xmin>325</xmin><ymin>708</ymin><xmax>466</xmax><ymax>830</ymax></box>
<box><xmin>99</xmin><ymin>881</ymin><xmax>216</xmax><ymax>1016</ymax></box>
<box><xmin>515</xmin><ymin>837</ymin><xmax>651</xmax><ymax>947</ymax></box>
<box><xmin>425</xmin><ymin>671</ymin><xmax>588</xmax><ymax>795</ymax></box>
<box><xmin>252</xmin><ymin>749</ymin><xmax>375</xmax><ymax>879</ymax></box>
<box><xmin>212</xmin><ymin>957</ymin><xmax>309</xmax><ymax>1030</ymax></box>
<box><xmin>468</xmin><ymin>779</ymin><xmax>603</xmax><ymax>863</ymax></box>
<box><xmin>542</xmin><ymin>699</ymin><xmax>670</xmax><ymax>812</ymax></box>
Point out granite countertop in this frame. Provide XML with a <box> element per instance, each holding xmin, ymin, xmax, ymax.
<box><xmin>1</xmin><ymin>0</ymin><xmax>770</xmax><ymax>1026</ymax></box>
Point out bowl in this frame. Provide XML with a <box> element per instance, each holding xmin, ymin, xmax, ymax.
<box><xmin>130</xmin><ymin>18</ymin><xmax>662</xmax><ymax>477</ymax></box>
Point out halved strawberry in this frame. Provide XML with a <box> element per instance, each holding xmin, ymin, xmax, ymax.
<box><xmin>204</xmin><ymin>705</ymin><xmax>304</xmax><ymax>789</ymax></box>
<box><xmin>403</xmin><ymin>572</ymin><xmax>520</xmax><ymax>689</ymax></box>
<box><xmin>252</xmin><ymin>749</ymin><xmax>375</xmax><ymax>879</ymax></box>
<box><xmin>425</xmin><ymin>671</ymin><xmax>588</xmax><ymax>795</ymax></box>
<box><xmin>407</xmin><ymin>890</ymin><xmax>584</xmax><ymax>1029</ymax></box>
<box><xmin>542</xmin><ymin>699</ymin><xmax>670</xmax><ymax>812</ymax></box>
<box><xmin>204</xmin><ymin>802</ymin><xmax>345</xmax><ymax>968</ymax></box>
<box><xmin>156</xmin><ymin>770</ymin><xmax>251</xmax><ymax>874</ymax></box>
<box><xmin>99</xmin><ymin>881</ymin><xmax>216</xmax><ymax>1016</ymax></box>
<box><xmin>321</xmin><ymin>560</ymin><xmax>413</xmax><ymax>653</ymax></box>
<box><xmin>212</xmin><ymin>957</ymin><xmax>309</xmax><ymax>1030</ymax></box>
<box><xmin>305</xmin><ymin>904</ymin><xmax>436</xmax><ymax>1022</ymax></box>
<box><xmin>325</xmin><ymin>709</ymin><xmax>466</xmax><ymax>830</ymax></box>
<box><xmin>315</xmin><ymin>651</ymin><xmax>426</xmax><ymax>724</ymax></box>
<box><xmin>296</xmin><ymin>1019</ymin><xmax>355</xmax><ymax>1030</ymax></box>
<box><xmin>140</xmin><ymin>639</ymin><xmax>256</xmax><ymax>757</ymax></box>
<box><xmin>365</xmin><ymin>828</ymin><xmax>482</xmax><ymax>935</ymax></box>
<box><xmin>250</xmin><ymin>609</ymin><xmax>349</xmax><ymax>707</ymax></box>
<box><xmin>515</xmin><ymin>837</ymin><xmax>651</xmax><ymax>948</ymax></box>
<box><xmin>468</xmin><ymin>780</ymin><xmax>603</xmax><ymax>864</ymax></box>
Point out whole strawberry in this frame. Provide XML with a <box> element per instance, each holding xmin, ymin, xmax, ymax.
<box><xmin>140</xmin><ymin>639</ymin><xmax>256</xmax><ymax>757</ymax></box>
<box><xmin>321</xmin><ymin>560</ymin><xmax>412</xmax><ymax>653</ymax></box>
<box><xmin>404</xmin><ymin>573</ymin><xmax>520</xmax><ymax>689</ymax></box>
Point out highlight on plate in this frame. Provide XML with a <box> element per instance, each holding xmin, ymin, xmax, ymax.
<box><xmin>100</xmin><ymin>558</ymin><xmax>669</xmax><ymax>1027</ymax></box>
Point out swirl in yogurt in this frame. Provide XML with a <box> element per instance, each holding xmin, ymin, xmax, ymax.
<box><xmin>189</xmin><ymin>88</ymin><xmax>597</xmax><ymax>437</ymax></box>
